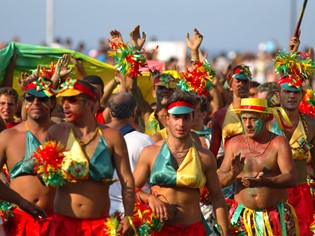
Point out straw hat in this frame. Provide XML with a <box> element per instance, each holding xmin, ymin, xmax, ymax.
<box><xmin>234</xmin><ymin>98</ymin><xmax>272</xmax><ymax>114</ymax></box>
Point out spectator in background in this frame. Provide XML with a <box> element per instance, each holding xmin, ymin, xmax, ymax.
<box><xmin>0</xmin><ymin>87</ymin><xmax>20</xmax><ymax>128</ymax></box>
<box><xmin>210</xmin><ymin>64</ymin><xmax>251</xmax><ymax>160</ymax></box>
<box><xmin>107</xmin><ymin>92</ymin><xmax>153</xmax><ymax>214</ymax></box>
<box><xmin>249</xmin><ymin>80</ymin><xmax>261</xmax><ymax>98</ymax></box>
<box><xmin>256</xmin><ymin>82</ymin><xmax>280</xmax><ymax>107</ymax></box>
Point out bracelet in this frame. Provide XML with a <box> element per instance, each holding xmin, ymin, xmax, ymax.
<box><xmin>190</xmin><ymin>59</ymin><xmax>196</xmax><ymax>65</ymax></box>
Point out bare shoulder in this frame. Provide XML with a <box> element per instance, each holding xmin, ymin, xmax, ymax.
<box><xmin>0</xmin><ymin>122</ymin><xmax>25</xmax><ymax>138</ymax></box>
<box><xmin>48</xmin><ymin>123</ymin><xmax>70</xmax><ymax>139</ymax></box>
<box><xmin>142</xmin><ymin>141</ymin><xmax>162</xmax><ymax>154</ymax></box>
<box><xmin>139</xmin><ymin>142</ymin><xmax>161</xmax><ymax>164</ymax></box>
<box><xmin>151</xmin><ymin>132</ymin><xmax>163</xmax><ymax>143</ymax></box>
<box><xmin>226</xmin><ymin>134</ymin><xmax>245</xmax><ymax>148</ymax></box>
<box><xmin>194</xmin><ymin>142</ymin><xmax>216</xmax><ymax>166</ymax></box>
<box><xmin>100</xmin><ymin>124</ymin><xmax>122</xmax><ymax>139</ymax></box>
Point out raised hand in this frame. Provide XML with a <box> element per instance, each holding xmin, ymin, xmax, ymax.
<box><xmin>17</xmin><ymin>65</ymin><xmax>40</xmax><ymax>90</ymax></box>
<box><xmin>106</xmin><ymin>29</ymin><xmax>124</xmax><ymax>47</ymax></box>
<box><xmin>198</xmin><ymin>49</ymin><xmax>208</xmax><ymax>62</ymax></box>
<box><xmin>130</xmin><ymin>25</ymin><xmax>146</xmax><ymax>50</ymax></box>
<box><xmin>289</xmin><ymin>30</ymin><xmax>301</xmax><ymax>53</ymax></box>
<box><xmin>230</xmin><ymin>152</ymin><xmax>245</xmax><ymax>178</ymax></box>
<box><xmin>186</xmin><ymin>28</ymin><xmax>203</xmax><ymax>52</ymax></box>
<box><xmin>56</xmin><ymin>54</ymin><xmax>72</xmax><ymax>78</ymax></box>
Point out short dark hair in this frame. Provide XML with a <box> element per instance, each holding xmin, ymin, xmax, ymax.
<box><xmin>250</xmin><ymin>81</ymin><xmax>261</xmax><ymax>88</ymax></box>
<box><xmin>195</xmin><ymin>95</ymin><xmax>209</xmax><ymax>113</ymax></box>
<box><xmin>83</xmin><ymin>75</ymin><xmax>104</xmax><ymax>92</ymax></box>
<box><xmin>0</xmin><ymin>87</ymin><xmax>19</xmax><ymax>103</ymax></box>
<box><xmin>108</xmin><ymin>92</ymin><xmax>136</xmax><ymax>119</ymax></box>
<box><xmin>256</xmin><ymin>82</ymin><xmax>280</xmax><ymax>93</ymax></box>
<box><xmin>166</xmin><ymin>90</ymin><xmax>196</xmax><ymax>110</ymax></box>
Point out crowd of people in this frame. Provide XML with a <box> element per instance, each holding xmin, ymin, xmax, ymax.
<box><xmin>0</xmin><ymin>25</ymin><xmax>314</xmax><ymax>236</ymax></box>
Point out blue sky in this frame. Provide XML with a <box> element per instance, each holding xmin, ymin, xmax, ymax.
<box><xmin>1</xmin><ymin>0</ymin><xmax>314</xmax><ymax>56</ymax></box>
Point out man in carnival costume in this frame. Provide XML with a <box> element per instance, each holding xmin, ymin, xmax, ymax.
<box><xmin>145</xmin><ymin>71</ymin><xmax>178</xmax><ymax>138</ymax></box>
<box><xmin>134</xmin><ymin>90</ymin><xmax>229</xmax><ymax>236</ymax></box>
<box><xmin>47</xmin><ymin>79</ymin><xmax>135</xmax><ymax>236</ymax></box>
<box><xmin>210</xmin><ymin>64</ymin><xmax>251</xmax><ymax>163</ymax></box>
<box><xmin>218</xmin><ymin>97</ymin><xmax>299</xmax><ymax>235</ymax></box>
<box><xmin>0</xmin><ymin>76</ymin><xmax>56</xmax><ymax>235</ymax></box>
<box><xmin>275</xmin><ymin>43</ymin><xmax>315</xmax><ymax>235</ymax></box>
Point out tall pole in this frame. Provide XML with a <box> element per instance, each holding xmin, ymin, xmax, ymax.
<box><xmin>290</xmin><ymin>0</ymin><xmax>297</xmax><ymax>36</ymax></box>
<box><xmin>46</xmin><ymin>0</ymin><xmax>54</xmax><ymax>46</ymax></box>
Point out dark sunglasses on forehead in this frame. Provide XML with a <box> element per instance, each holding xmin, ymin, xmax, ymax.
<box><xmin>24</xmin><ymin>94</ymin><xmax>50</xmax><ymax>103</ymax></box>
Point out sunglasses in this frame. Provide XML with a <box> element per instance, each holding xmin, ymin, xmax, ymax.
<box><xmin>24</xmin><ymin>95</ymin><xmax>50</xmax><ymax>103</ymax></box>
<box><xmin>61</xmin><ymin>97</ymin><xmax>86</xmax><ymax>104</ymax></box>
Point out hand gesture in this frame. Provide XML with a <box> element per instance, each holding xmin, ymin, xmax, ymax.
<box><xmin>289</xmin><ymin>30</ymin><xmax>300</xmax><ymax>53</ymax></box>
<box><xmin>54</xmin><ymin>54</ymin><xmax>72</xmax><ymax>79</ymax></box>
<box><xmin>198</xmin><ymin>49</ymin><xmax>208</xmax><ymax>62</ymax></box>
<box><xmin>186</xmin><ymin>28</ymin><xmax>203</xmax><ymax>52</ymax></box>
<box><xmin>106</xmin><ymin>29</ymin><xmax>124</xmax><ymax>48</ymax></box>
<box><xmin>17</xmin><ymin>65</ymin><xmax>40</xmax><ymax>90</ymax></box>
<box><xmin>241</xmin><ymin>172</ymin><xmax>264</xmax><ymax>188</ymax></box>
<box><xmin>18</xmin><ymin>198</ymin><xmax>47</xmax><ymax>223</ymax></box>
<box><xmin>230</xmin><ymin>152</ymin><xmax>245</xmax><ymax>177</ymax></box>
<box><xmin>130</xmin><ymin>25</ymin><xmax>146</xmax><ymax>50</ymax></box>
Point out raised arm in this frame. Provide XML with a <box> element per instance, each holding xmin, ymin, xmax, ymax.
<box><xmin>288</xmin><ymin>30</ymin><xmax>300</xmax><ymax>53</ymax></box>
<box><xmin>129</xmin><ymin>25</ymin><xmax>146</xmax><ymax>51</ymax></box>
<box><xmin>186</xmin><ymin>28</ymin><xmax>203</xmax><ymax>62</ymax></box>
<box><xmin>51</xmin><ymin>54</ymin><xmax>73</xmax><ymax>88</ymax></box>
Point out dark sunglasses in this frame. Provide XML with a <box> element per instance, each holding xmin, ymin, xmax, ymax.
<box><xmin>61</xmin><ymin>97</ymin><xmax>86</xmax><ymax>104</ymax></box>
<box><xmin>24</xmin><ymin>95</ymin><xmax>50</xmax><ymax>103</ymax></box>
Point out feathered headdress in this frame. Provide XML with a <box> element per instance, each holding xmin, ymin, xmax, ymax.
<box><xmin>299</xmin><ymin>88</ymin><xmax>315</xmax><ymax>118</ymax></box>
<box><xmin>108</xmin><ymin>42</ymin><xmax>147</xmax><ymax>78</ymax></box>
<box><xmin>274</xmin><ymin>50</ymin><xmax>315</xmax><ymax>91</ymax></box>
<box><xmin>177</xmin><ymin>59</ymin><xmax>215</xmax><ymax>96</ymax></box>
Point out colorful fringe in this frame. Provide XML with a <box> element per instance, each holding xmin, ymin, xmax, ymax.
<box><xmin>177</xmin><ymin>59</ymin><xmax>215</xmax><ymax>96</ymax></box>
<box><xmin>108</xmin><ymin>42</ymin><xmax>147</xmax><ymax>78</ymax></box>
<box><xmin>0</xmin><ymin>200</ymin><xmax>16</xmax><ymax>224</ymax></box>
